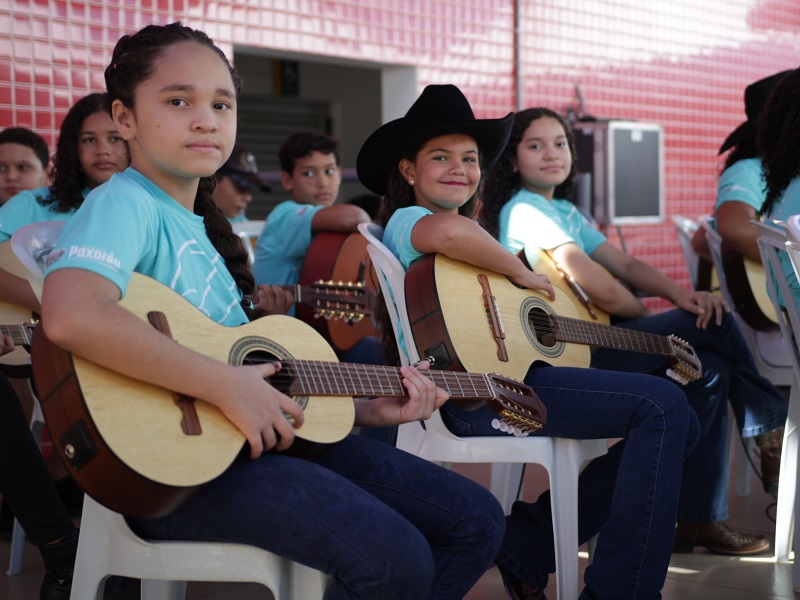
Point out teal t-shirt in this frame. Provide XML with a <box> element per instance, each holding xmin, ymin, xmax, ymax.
<box><xmin>766</xmin><ymin>176</ymin><xmax>800</xmax><ymax>310</ymax></box>
<box><xmin>252</xmin><ymin>200</ymin><xmax>326</xmax><ymax>287</ymax></box>
<box><xmin>383</xmin><ymin>206</ymin><xmax>432</xmax><ymax>358</ymax></box>
<box><xmin>498</xmin><ymin>189</ymin><xmax>606</xmax><ymax>256</ymax></box>
<box><xmin>0</xmin><ymin>187</ymin><xmax>87</xmax><ymax>243</ymax></box>
<box><xmin>711</xmin><ymin>158</ymin><xmax>766</xmax><ymax>231</ymax></box>
<box><xmin>46</xmin><ymin>168</ymin><xmax>249</xmax><ymax>327</ymax></box>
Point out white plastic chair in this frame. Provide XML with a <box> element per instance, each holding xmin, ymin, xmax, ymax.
<box><xmin>671</xmin><ymin>215</ymin><xmax>704</xmax><ymax>290</ymax></box>
<box><xmin>753</xmin><ymin>219</ymin><xmax>800</xmax><ymax>564</ymax></box>
<box><xmin>701</xmin><ymin>217</ymin><xmax>793</xmax><ymax>385</ymax></box>
<box><xmin>11</xmin><ymin>221</ymin><xmax>328</xmax><ymax>599</ymax></box>
<box><xmin>358</xmin><ymin>223</ymin><xmax>608</xmax><ymax>600</ymax></box>
<box><xmin>701</xmin><ymin>219</ymin><xmax>793</xmax><ymax>499</ymax></box>
<box><xmin>4</xmin><ymin>222</ymin><xmax>57</xmax><ymax>576</ymax></box>
<box><xmin>232</xmin><ymin>219</ymin><xmax>265</xmax><ymax>266</ymax></box>
<box><xmin>71</xmin><ymin>496</ymin><xmax>327</xmax><ymax>600</ymax></box>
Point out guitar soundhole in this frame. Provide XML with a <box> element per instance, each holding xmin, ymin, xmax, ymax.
<box><xmin>242</xmin><ymin>350</ymin><xmax>292</xmax><ymax>395</ymax></box>
<box><xmin>231</xmin><ymin>338</ymin><xmax>308</xmax><ymax>411</ymax></box>
<box><xmin>527</xmin><ymin>307</ymin><xmax>557</xmax><ymax>348</ymax></box>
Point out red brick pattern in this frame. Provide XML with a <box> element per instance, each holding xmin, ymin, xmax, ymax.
<box><xmin>2</xmin><ymin>1</ymin><xmax>798</xmax><ymax>302</ymax></box>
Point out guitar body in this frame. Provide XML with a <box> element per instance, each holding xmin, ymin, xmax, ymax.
<box><xmin>32</xmin><ymin>273</ymin><xmax>355</xmax><ymax>518</ymax></box>
<box><xmin>520</xmin><ymin>246</ymin><xmax>611</xmax><ymax>325</ymax></box>
<box><xmin>297</xmin><ymin>231</ymin><xmax>379</xmax><ymax>351</ymax></box>
<box><xmin>0</xmin><ymin>242</ymin><xmax>36</xmax><ymax>375</ymax></box>
<box><xmin>721</xmin><ymin>243</ymin><xmax>778</xmax><ymax>331</ymax></box>
<box><xmin>406</xmin><ymin>254</ymin><xmax>591</xmax><ymax>381</ymax></box>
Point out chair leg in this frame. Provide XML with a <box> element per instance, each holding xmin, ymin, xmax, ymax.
<box><xmin>549</xmin><ymin>439</ymin><xmax>583</xmax><ymax>600</ymax></box>
<box><xmin>775</xmin><ymin>380</ymin><xmax>799</xmax><ymax>561</ymax></box>
<box><xmin>141</xmin><ymin>579</ymin><xmax>187</xmax><ymax>600</ymax></box>
<box><xmin>490</xmin><ymin>463</ymin><xmax>524</xmax><ymax>515</ymax></box>
<box><xmin>7</xmin><ymin>518</ymin><xmax>26</xmax><ymax>575</ymax></box>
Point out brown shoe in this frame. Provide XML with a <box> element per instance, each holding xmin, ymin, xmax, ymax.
<box><xmin>673</xmin><ymin>520</ymin><xmax>770</xmax><ymax>555</ymax></box>
<box><xmin>755</xmin><ymin>427</ymin><xmax>783</xmax><ymax>495</ymax></box>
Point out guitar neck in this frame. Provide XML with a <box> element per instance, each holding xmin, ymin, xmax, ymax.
<box><xmin>550</xmin><ymin>315</ymin><xmax>675</xmax><ymax>356</ymax></box>
<box><xmin>0</xmin><ymin>323</ymin><xmax>32</xmax><ymax>347</ymax></box>
<box><xmin>278</xmin><ymin>360</ymin><xmax>497</xmax><ymax>400</ymax></box>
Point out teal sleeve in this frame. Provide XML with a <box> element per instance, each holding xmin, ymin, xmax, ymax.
<box><xmin>383</xmin><ymin>206</ymin><xmax>431</xmax><ymax>270</ymax></box>
<box><xmin>45</xmin><ymin>185</ymin><xmax>151</xmax><ymax>297</ymax></box>
<box><xmin>714</xmin><ymin>159</ymin><xmax>766</xmax><ymax>215</ymax></box>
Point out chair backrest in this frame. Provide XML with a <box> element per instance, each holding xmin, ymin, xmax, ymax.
<box><xmin>232</xmin><ymin>219</ymin><xmax>266</xmax><ymax>266</ymax></box>
<box><xmin>671</xmin><ymin>215</ymin><xmax>702</xmax><ymax>290</ymax></box>
<box><xmin>357</xmin><ymin>222</ymin><xmax>419</xmax><ymax>366</ymax></box>
<box><xmin>701</xmin><ymin>218</ymin><xmax>733</xmax><ymax>306</ymax></box>
<box><xmin>784</xmin><ymin>215</ymin><xmax>800</xmax><ymax>284</ymax></box>
<box><xmin>755</xmin><ymin>219</ymin><xmax>800</xmax><ymax>374</ymax></box>
<box><xmin>9</xmin><ymin>221</ymin><xmax>66</xmax><ymax>302</ymax></box>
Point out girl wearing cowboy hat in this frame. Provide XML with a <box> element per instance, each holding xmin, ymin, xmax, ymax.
<box><xmin>357</xmin><ymin>84</ymin><xmax>698</xmax><ymax>600</ymax></box>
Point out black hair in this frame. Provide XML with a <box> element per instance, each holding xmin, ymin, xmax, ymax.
<box><xmin>479</xmin><ymin>107</ymin><xmax>576</xmax><ymax>240</ymax></box>
<box><xmin>758</xmin><ymin>67</ymin><xmax>800</xmax><ymax>217</ymax></box>
<box><xmin>376</xmin><ymin>140</ymin><xmax>485</xmax><ymax>366</ymax></box>
<box><xmin>38</xmin><ymin>93</ymin><xmax>109</xmax><ymax>213</ymax></box>
<box><xmin>0</xmin><ymin>127</ymin><xmax>49</xmax><ymax>169</ymax></box>
<box><xmin>104</xmin><ymin>22</ymin><xmax>255</xmax><ymax>303</ymax></box>
<box><xmin>278</xmin><ymin>131</ymin><xmax>341</xmax><ymax>173</ymax></box>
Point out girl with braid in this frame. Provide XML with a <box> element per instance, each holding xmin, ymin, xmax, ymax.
<box><xmin>41</xmin><ymin>23</ymin><xmax>505</xmax><ymax>600</ymax></box>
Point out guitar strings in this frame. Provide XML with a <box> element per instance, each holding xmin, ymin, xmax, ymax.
<box><xmin>490</xmin><ymin>307</ymin><xmax>677</xmax><ymax>355</ymax></box>
<box><xmin>238</xmin><ymin>355</ymin><xmax>503</xmax><ymax>399</ymax></box>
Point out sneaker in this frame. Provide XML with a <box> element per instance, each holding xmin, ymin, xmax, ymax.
<box><xmin>496</xmin><ymin>563</ymin><xmax>548</xmax><ymax>600</ymax></box>
<box><xmin>755</xmin><ymin>427</ymin><xmax>783</xmax><ymax>495</ymax></box>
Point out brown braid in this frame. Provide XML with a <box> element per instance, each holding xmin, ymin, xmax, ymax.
<box><xmin>194</xmin><ymin>177</ymin><xmax>255</xmax><ymax>314</ymax></box>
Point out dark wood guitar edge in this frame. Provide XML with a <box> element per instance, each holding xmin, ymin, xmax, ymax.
<box><xmin>720</xmin><ymin>243</ymin><xmax>778</xmax><ymax>332</ymax></box>
<box><xmin>405</xmin><ymin>254</ymin><xmax>468</xmax><ymax>373</ymax></box>
<box><xmin>31</xmin><ymin>326</ymin><xmax>198</xmax><ymax>518</ymax></box>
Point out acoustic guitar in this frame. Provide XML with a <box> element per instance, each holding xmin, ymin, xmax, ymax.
<box><xmin>297</xmin><ymin>231</ymin><xmax>380</xmax><ymax>351</ymax></box>
<box><xmin>0</xmin><ymin>241</ymin><xmax>38</xmax><ymax>375</ymax></box>
<box><xmin>405</xmin><ymin>254</ymin><xmax>702</xmax><ymax>386</ymax></box>
<box><xmin>720</xmin><ymin>243</ymin><xmax>778</xmax><ymax>331</ymax></box>
<box><xmin>31</xmin><ymin>272</ymin><xmax>545</xmax><ymax>518</ymax></box>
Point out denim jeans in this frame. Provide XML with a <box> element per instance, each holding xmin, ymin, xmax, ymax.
<box><xmin>130</xmin><ymin>434</ymin><xmax>505</xmax><ymax>600</ymax></box>
<box><xmin>0</xmin><ymin>375</ymin><xmax>75</xmax><ymax>546</ymax></box>
<box><xmin>442</xmin><ymin>366</ymin><xmax>698</xmax><ymax>600</ymax></box>
<box><xmin>590</xmin><ymin>309</ymin><xmax>787</xmax><ymax>522</ymax></box>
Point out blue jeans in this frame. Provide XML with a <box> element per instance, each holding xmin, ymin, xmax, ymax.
<box><xmin>590</xmin><ymin>309</ymin><xmax>787</xmax><ymax>522</ymax></box>
<box><xmin>130</xmin><ymin>434</ymin><xmax>504</xmax><ymax>600</ymax></box>
<box><xmin>442</xmin><ymin>366</ymin><xmax>698</xmax><ymax>600</ymax></box>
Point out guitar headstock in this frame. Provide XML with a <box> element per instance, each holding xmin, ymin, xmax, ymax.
<box><xmin>666</xmin><ymin>335</ymin><xmax>703</xmax><ymax>385</ymax></box>
<box><xmin>306</xmin><ymin>279</ymin><xmax>377</xmax><ymax>321</ymax></box>
<box><xmin>484</xmin><ymin>373</ymin><xmax>547</xmax><ymax>437</ymax></box>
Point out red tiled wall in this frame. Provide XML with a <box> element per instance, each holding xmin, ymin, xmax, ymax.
<box><xmin>2</xmin><ymin>0</ymin><xmax>799</xmax><ymax>303</ymax></box>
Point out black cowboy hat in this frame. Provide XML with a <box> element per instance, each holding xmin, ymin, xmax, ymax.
<box><xmin>356</xmin><ymin>84</ymin><xmax>513</xmax><ymax>196</ymax></box>
<box><xmin>718</xmin><ymin>70</ymin><xmax>792</xmax><ymax>155</ymax></box>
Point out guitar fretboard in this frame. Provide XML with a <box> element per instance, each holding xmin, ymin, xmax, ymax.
<box><xmin>0</xmin><ymin>323</ymin><xmax>32</xmax><ymax>348</ymax></box>
<box><xmin>532</xmin><ymin>314</ymin><xmax>674</xmax><ymax>356</ymax></box>
<box><xmin>277</xmin><ymin>360</ymin><xmax>499</xmax><ymax>399</ymax></box>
